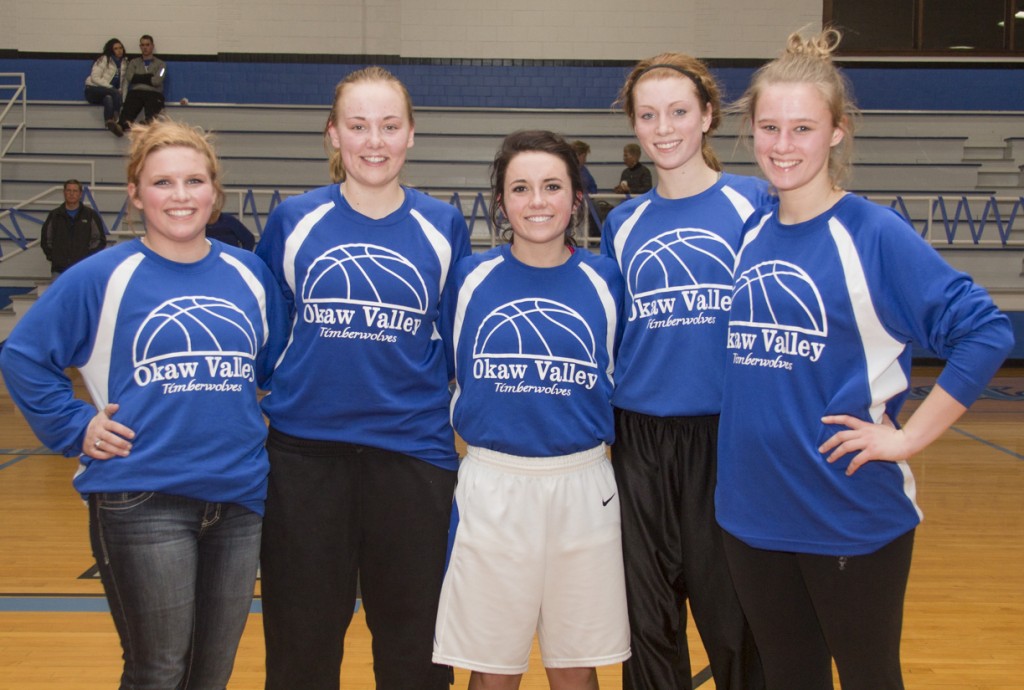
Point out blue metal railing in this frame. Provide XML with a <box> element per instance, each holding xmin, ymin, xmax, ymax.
<box><xmin>869</xmin><ymin>194</ymin><xmax>1024</xmax><ymax>246</ymax></box>
<box><xmin>4</xmin><ymin>189</ymin><xmax>1023</xmax><ymax>260</ymax></box>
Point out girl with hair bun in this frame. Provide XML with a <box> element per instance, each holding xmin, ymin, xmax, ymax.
<box><xmin>432</xmin><ymin>129</ymin><xmax>630</xmax><ymax>690</ymax></box>
<box><xmin>717</xmin><ymin>28</ymin><xmax>1013</xmax><ymax>690</ymax></box>
<box><xmin>601</xmin><ymin>52</ymin><xmax>770</xmax><ymax>690</ymax></box>
<box><xmin>0</xmin><ymin>118</ymin><xmax>289</xmax><ymax>688</ymax></box>
<box><xmin>255</xmin><ymin>65</ymin><xmax>470</xmax><ymax>689</ymax></box>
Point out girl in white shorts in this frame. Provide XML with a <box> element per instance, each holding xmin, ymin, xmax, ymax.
<box><xmin>434</xmin><ymin>130</ymin><xmax>630</xmax><ymax>689</ymax></box>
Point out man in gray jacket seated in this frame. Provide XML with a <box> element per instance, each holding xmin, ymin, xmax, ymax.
<box><xmin>118</xmin><ymin>35</ymin><xmax>166</xmax><ymax>131</ymax></box>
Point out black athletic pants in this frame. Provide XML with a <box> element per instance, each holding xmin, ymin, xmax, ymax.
<box><xmin>119</xmin><ymin>90</ymin><xmax>164</xmax><ymax>129</ymax></box>
<box><xmin>722</xmin><ymin>528</ymin><xmax>915</xmax><ymax>690</ymax></box>
<box><xmin>613</xmin><ymin>409</ymin><xmax>764</xmax><ymax>690</ymax></box>
<box><xmin>260</xmin><ymin>428</ymin><xmax>456</xmax><ymax>690</ymax></box>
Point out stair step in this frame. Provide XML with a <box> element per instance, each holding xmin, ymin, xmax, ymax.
<box><xmin>8</xmin><ymin>293</ymin><xmax>39</xmax><ymax>317</ymax></box>
<box><xmin>963</xmin><ymin>145</ymin><xmax>1010</xmax><ymax>161</ymax></box>
<box><xmin>978</xmin><ymin>171</ymin><xmax>1023</xmax><ymax>188</ymax></box>
<box><xmin>963</xmin><ymin>160</ymin><xmax>1020</xmax><ymax>172</ymax></box>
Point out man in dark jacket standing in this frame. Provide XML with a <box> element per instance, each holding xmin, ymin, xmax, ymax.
<box><xmin>41</xmin><ymin>180</ymin><xmax>106</xmax><ymax>275</ymax></box>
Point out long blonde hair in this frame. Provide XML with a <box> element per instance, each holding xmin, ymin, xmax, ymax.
<box><xmin>324</xmin><ymin>66</ymin><xmax>415</xmax><ymax>184</ymax></box>
<box><xmin>732</xmin><ymin>28</ymin><xmax>859</xmax><ymax>189</ymax></box>
<box><xmin>615</xmin><ymin>52</ymin><xmax>723</xmax><ymax>172</ymax></box>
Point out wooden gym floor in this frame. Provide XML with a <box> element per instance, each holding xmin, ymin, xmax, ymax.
<box><xmin>0</xmin><ymin>367</ymin><xmax>1020</xmax><ymax>689</ymax></box>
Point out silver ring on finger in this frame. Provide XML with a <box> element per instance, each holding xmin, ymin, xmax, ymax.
<box><xmin>94</xmin><ymin>439</ymin><xmax>102</xmax><ymax>449</ymax></box>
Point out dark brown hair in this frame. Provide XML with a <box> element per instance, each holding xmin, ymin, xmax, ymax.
<box><xmin>490</xmin><ymin>130</ymin><xmax>584</xmax><ymax>246</ymax></box>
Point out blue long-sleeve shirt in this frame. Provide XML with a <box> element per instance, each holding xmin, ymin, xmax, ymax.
<box><xmin>717</xmin><ymin>193</ymin><xmax>1014</xmax><ymax>555</ymax></box>
<box><xmin>255</xmin><ymin>184</ymin><xmax>470</xmax><ymax>470</ymax></box>
<box><xmin>0</xmin><ymin>239</ymin><xmax>289</xmax><ymax>514</ymax></box>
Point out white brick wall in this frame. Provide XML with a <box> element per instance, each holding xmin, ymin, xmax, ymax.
<box><xmin>687</xmin><ymin>0</ymin><xmax>822</xmax><ymax>59</ymax></box>
<box><xmin>1</xmin><ymin>0</ymin><xmax>820</xmax><ymax>59</ymax></box>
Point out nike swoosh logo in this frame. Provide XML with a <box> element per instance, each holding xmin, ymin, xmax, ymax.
<box><xmin>602</xmin><ymin>493</ymin><xmax>616</xmax><ymax>506</ymax></box>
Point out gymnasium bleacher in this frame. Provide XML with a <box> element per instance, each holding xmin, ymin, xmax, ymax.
<box><xmin>1</xmin><ymin>84</ymin><xmax>1022</xmax><ymax>350</ymax></box>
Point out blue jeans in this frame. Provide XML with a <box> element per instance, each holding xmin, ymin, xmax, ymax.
<box><xmin>89</xmin><ymin>492</ymin><xmax>262</xmax><ymax>690</ymax></box>
<box><xmin>84</xmin><ymin>85</ymin><xmax>123</xmax><ymax>122</ymax></box>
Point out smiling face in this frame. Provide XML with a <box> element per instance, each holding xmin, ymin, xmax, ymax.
<box><xmin>327</xmin><ymin>80</ymin><xmax>414</xmax><ymax>194</ymax></box>
<box><xmin>753</xmin><ymin>81</ymin><xmax>844</xmax><ymax>199</ymax></box>
<box><xmin>129</xmin><ymin>146</ymin><xmax>214</xmax><ymax>262</ymax></box>
<box><xmin>500</xmin><ymin>150</ymin><xmax>579</xmax><ymax>262</ymax></box>
<box><xmin>632</xmin><ymin>74</ymin><xmax>712</xmax><ymax>176</ymax></box>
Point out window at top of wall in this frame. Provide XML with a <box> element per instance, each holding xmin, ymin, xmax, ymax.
<box><xmin>826</xmin><ymin>0</ymin><xmax>1024</xmax><ymax>54</ymax></box>
<box><xmin>830</xmin><ymin>0</ymin><xmax>915</xmax><ymax>51</ymax></box>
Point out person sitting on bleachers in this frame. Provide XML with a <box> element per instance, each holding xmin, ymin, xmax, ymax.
<box><xmin>571</xmin><ymin>139</ymin><xmax>599</xmax><ymax>194</ymax></box>
<box><xmin>84</xmin><ymin>38</ymin><xmax>127</xmax><ymax>137</ymax></box>
<box><xmin>613</xmin><ymin>143</ymin><xmax>653</xmax><ymax>195</ymax></box>
<box><xmin>118</xmin><ymin>35</ymin><xmax>166</xmax><ymax>132</ymax></box>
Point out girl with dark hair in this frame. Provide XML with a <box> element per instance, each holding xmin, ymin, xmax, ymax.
<box><xmin>84</xmin><ymin>38</ymin><xmax>126</xmax><ymax>136</ymax></box>
<box><xmin>718</xmin><ymin>29</ymin><xmax>1013</xmax><ymax>690</ymax></box>
<box><xmin>433</xmin><ymin>130</ymin><xmax>630</xmax><ymax>690</ymax></box>
<box><xmin>600</xmin><ymin>52</ymin><xmax>771</xmax><ymax>690</ymax></box>
<box><xmin>255</xmin><ymin>65</ymin><xmax>471</xmax><ymax>689</ymax></box>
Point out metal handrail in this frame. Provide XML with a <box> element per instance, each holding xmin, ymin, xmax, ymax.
<box><xmin>866</xmin><ymin>194</ymin><xmax>1024</xmax><ymax>247</ymax></box>
<box><xmin>0</xmin><ymin>73</ymin><xmax>28</xmax><ymax>158</ymax></box>
<box><xmin>4</xmin><ymin>188</ymin><xmax>1023</xmax><ymax>263</ymax></box>
<box><xmin>0</xmin><ymin>158</ymin><xmax>97</xmax><ymax>204</ymax></box>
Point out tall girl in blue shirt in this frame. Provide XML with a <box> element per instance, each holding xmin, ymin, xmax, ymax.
<box><xmin>255</xmin><ymin>66</ymin><xmax>471</xmax><ymax>690</ymax></box>
<box><xmin>717</xmin><ymin>29</ymin><xmax>1014</xmax><ymax>690</ymax></box>
<box><xmin>600</xmin><ymin>52</ymin><xmax>770</xmax><ymax>690</ymax></box>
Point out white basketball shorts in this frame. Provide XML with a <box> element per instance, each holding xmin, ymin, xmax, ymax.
<box><xmin>432</xmin><ymin>444</ymin><xmax>631</xmax><ymax>675</ymax></box>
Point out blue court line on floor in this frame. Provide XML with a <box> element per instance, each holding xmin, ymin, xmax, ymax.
<box><xmin>0</xmin><ymin>597</ymin><xmax>368</xmax><ymax>615</ymax></box>
<box><xmin>951</xmin><ymin>426</ymin><xmax>1024</xmax><ymax>461</ymax></box>
<box><xmin>0</xmin><ymin>447</ymin><xmax>50</xmax><ymax>470</ymax></box>
<box><xmin>0</xmin><ymin>597</ymin><xmax>112</xmax><ymax>612</ymax></box>
<box><xmin>0</xmin><ymin>596</ymin><xmax>265</xmax><ymax>614</ymax></box>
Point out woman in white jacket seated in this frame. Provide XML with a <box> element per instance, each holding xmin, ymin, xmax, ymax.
<box><xmin>84</xmin><ymin>37</ymin><xmax>126</xmax><ymax>137</ymax></box>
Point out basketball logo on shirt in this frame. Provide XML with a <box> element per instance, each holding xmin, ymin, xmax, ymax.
<box><xmin>471</xmin><ymin>298</ymin><xmax>599</xmax><ymax>393</ymax></box>
<box><xmin>301</xmin><ymin>243</ymin><xmax>427</xmax><ymax>342</ymax></box>
<box><xmin>626</xmin><ymin>228</ymin><xmax>735</xmax><ymax>326</ymax></box>
<box><xmin>727</xmin><ymin>260</ymin><xmax>828</xmax><ymax>368</ymax></box>
<box><xmin>133</xmin><ymin>296</ymin><xmax>258</xmax><ymax>389</ymax></box>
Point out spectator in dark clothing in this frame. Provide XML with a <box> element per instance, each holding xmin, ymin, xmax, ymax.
<box><xmin>41</xmin><ymin>180</ymin><xmax>106</xmax><ymax>276</ymax></box>
<box><xmin>571</xmin><ymin>140</ymin><xmax>599</xmax><ymax>194</ymax></box>
<box><xmin>206</xmin><ymin>210</ymin><xmax>256</xmax><ymax>250</ymax></box>
<box><xmin>119</xmin><ymin>35</ymin><xmax>166</xmax><ymax>131</ymax></box>
<box><xmin>571</xmin><ymin>140</ymin><xmax>603</xmax><ymax>240</ymax></box>
<box><xmin>613</xmin><ymin>143</ymin><xmax>653</xmax><ymax>194</ymax></box>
